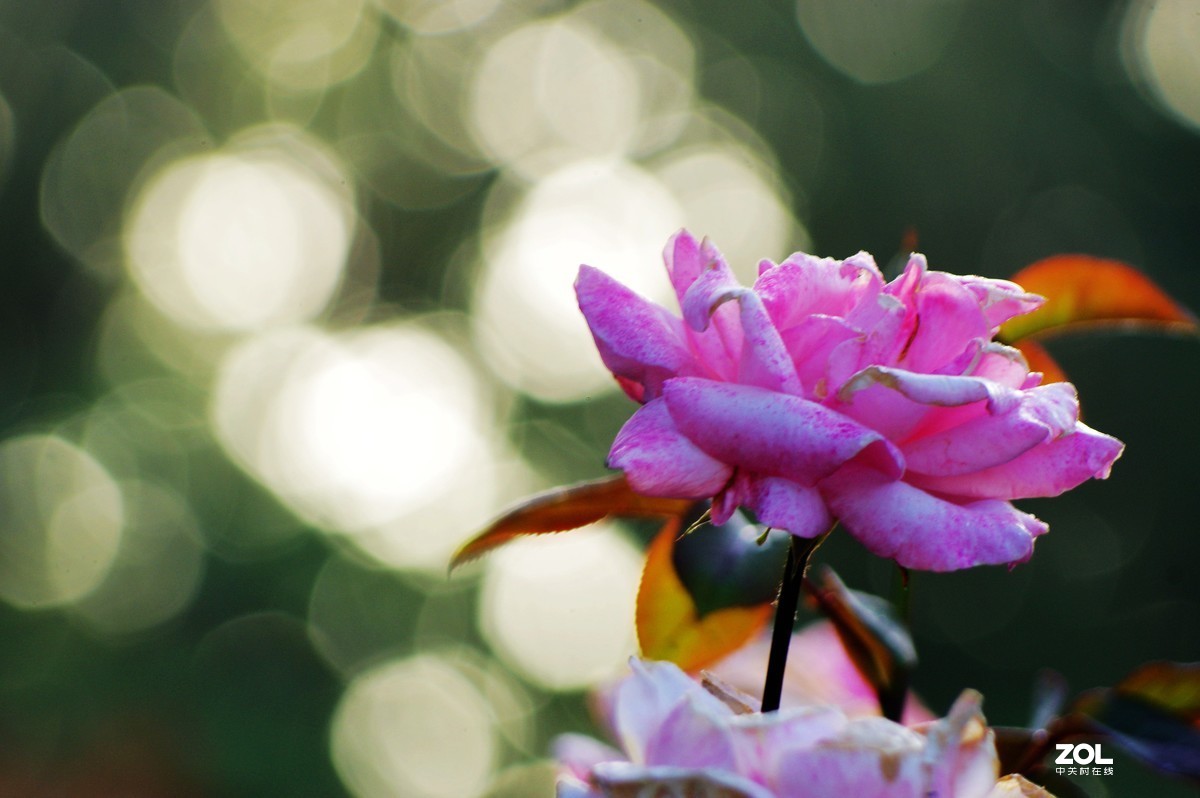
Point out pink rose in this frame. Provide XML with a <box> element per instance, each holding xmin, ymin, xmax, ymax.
<box><xmin>554</xmin><ymin>658</ymin><xmax>1053</xmax><ymax>798</ymax></box>
<box><xmin>576</xmin><ymin>230</ymin><xmax>1123</xmax><ymax>570</ymax></box>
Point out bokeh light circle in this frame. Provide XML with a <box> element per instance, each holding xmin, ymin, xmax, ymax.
<box><xmin>72</xmin><ymin>481</ymin><xmax>206</xmax><ymax>635</ymax></box>
<box><xmin>0</xmin><ymin>435</ymin><xmax>124</xmax><ymax>609</ymax></box>
<box><xmin>1121</xmin><ymin>0</ymin><xmax>1200</xmax><ymax>133</ymax></box>
<box><xmin>375</xmin><ymin>0</ymin><xmax>502</xmax><ymax>35</ymax></box>
<box><xmin>331</xmin><ymin>653</ymin><xmax>498</xmax><ymax>798</ymax></box>
<box><xmin>468</xmin><ymin>18</ymin><xmax>642</xmax><ymax>178</ymax></box>
<box><xmin>125</xmin><ymin>129</ymin><xmax>355</xmax><ymax>333</ymax></box>
<box><xmin>215</xmin><ymin>0</ymin><xmax>378</xmax><ymax>91</ymax></box>
<box><xmin>795</xmin><ymin>0</ymin><xmax>964</xmax><ymax>85</ymax></box>
<box><xmin>655</xmin><ymin>144</ymin><xmax>806</xmax><ymax>276</ymax></box>
<box><xmin>480</xmin><ymin>525</ymin><xmax>642</xmax><ymax>690</ymax></box>
<box><xmin>474</xmin><ymin>158</ymin><xmax>683</xmax><ymax>401</ymax></box>
<box><xmin>212</xmin><ymin>321</ymin><xmax>502</xmax><ymax>571</ymax></box>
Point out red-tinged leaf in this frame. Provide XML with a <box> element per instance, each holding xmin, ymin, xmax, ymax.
<box><xmin>1112</xmin><ymin>661</ymin><xmax>1200</xmax><ymax>725</ymax></box>
<box><xmin>450</xmin><ymin>475</ymin><xmax>690</xmax><ymax>570</ymax></box>
<box><xmin>1071</xmin><ymin>661</ymin><xmax>1200</xmax><ymax>780</ymax></box>
<box><xmin>1013</xmin><ymin>339</ymin><xmax>1069</xmax><ymax>385</ymax></box>
<box><xmin>803</xmin><ymin>567</ymin><xmax>916</xmax><ymax>722</ymax></box>
<box><xmin>1000</xmin><ymin>255</ymin><xmax>1197</xmax><ymax>343</ymax></box>
<box><xmin>636</xmin><ymin>522</ymin><xmax>773</xmax><ymax>673</ymax></box>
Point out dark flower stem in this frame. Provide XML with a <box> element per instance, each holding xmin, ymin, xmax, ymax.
<box><xmin>761</xmin><ymin>530</ymin><xmax>830</xmax><ymax>713</ymax></box>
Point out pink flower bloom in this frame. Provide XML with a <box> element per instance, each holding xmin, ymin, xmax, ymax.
<box><xmin>554</xmin><ymin>658</ymin><xmax>1053</xmax><ymax>797</ymax></box>
<box><xmin>576</xmin><ymin>230</ymin><xmax>1123</xmax><ymax>570</ymax></box>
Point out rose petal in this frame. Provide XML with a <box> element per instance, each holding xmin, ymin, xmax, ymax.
<box><xmin>838</xmin><ymin>366</ymin><xmax>1019</xmax><ymax>414</ymax></box>
<box><xmin>767</xmin><ymin>717</ymin><xmax>927</xmax><ymax>798</ymax></box>
<box><xmin>901</xmin><ymin>383</ymin><xmax>1079</xmax><ymax>476</ymax></box>
<box><xmin>900</xmin><ymin>271</ymin><xmax>991</xmax><ymax>373</ymax></box>
<box><xmin>555</xmin><ymin>775</ymin><xmax>601</xmax><ymax>798</ymax></box>
<box><xmin>664</xmin><ymin>229</ymin><xmax>705</xmax><ymax>308</ymax></box>
<box><xmin>663</xmin><ymin>378</ymin><xmax>904</xmax><ymax>485</ymax></box>
<box><xmin>821</xmin><ymin>466</ymin><xmax>1046</xmax><ymax>571</ymax></box>
<box><xmin>681</xmin><ymin>251</ymin><xmax>803</xmax><ymax>394</ymax></box>
<box><xmin>907</xmin><ymin>421</ymin><xmax>1124</xmax><ymax>500</ymax></box>
<box><xmin>777</xmin><ymin>316</ymin><xmax>861</xmax><ymax>400</ymax></box>
<box><xmin>900</xmin><ymin>342</ymin><xmax>1036</xmax><ymax>440</ymax></box>
<box><xmin>666</xmin><ymin>231</ymin><xmax>742</xmax><ymax>380</ymax></box>
<box><xmin>729</xmin><ymin>705</ymin><xmax>847</xmax><ymax>780</ymax></box>
<box><xmin>576</xmin><ymin>264</ymin><xmax>697</xmax><ymax>400</ymax></box>
<box><xmin>885</xmin><ymin>253</ymin><xmax>927</xmax><ymax>305</ymax></box>
<box><xmin>831</xmin><ymin>293</ymin><xmax>909</xmax><ymax>388</ymax></box>
<box><xmin>553</xmin><ymin>733</ymin><xmax>624</xmax><ymax>782</ymax></box>
<box><xmin>955</xmin><ymin>274</ymin><xmax>1045</xmax><ymax>330</ymax></box>
<box><xmin>610</xmin><ymin>659</ymin><xmax>733</xmax><ymax>765</ymax></box>
<box><xmin>609</xmin><ymin>398</ymin><xmax>733</xmax><ymax>498</ymax></box>
<box><xmin>744</xmin><ymin>477</ymin><xmax>832</xmax><ymax>538</ymax></box>
<box><xmin>920</xmin><ymin>690</ymin><xmax>1000</xmax><ymax>798</ymax></box>
<box><xmin>592</xmin><ymin>762</ymin><xmax>776</xmax><ymax>798</ymax></box>
<box><xmin>644</xmin><ymin>696</ymin><xmax>739</xmax><ymax>770</ymax></box>
<box><xmin>832</xmin><ymin>346</ymin><xmax>1006</xmax><ymax>439</ymax></box>
<box><xmin>754</xmin><ymin>251</ymin><xmax>883</xmax><ymax>329</ymax></box>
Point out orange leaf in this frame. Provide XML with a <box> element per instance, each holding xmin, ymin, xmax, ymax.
<box><xmin>450</xmin><ymin>475</ymin><xmax>690</xmax><ymax>570</ymax></box>
<box><xmin>1113</xmin><ymin>661</ymin><xmax>1200</xmax><ymax>726</ymax></box>
<box><xmin>1000</xmin><ymin>255</ymin><xmax>1197</xmax><ymax>343</ymax></box>
<box><xmin>636</xmin><ymin>523</ymin><xmax>773</xmax><ymax>673</ymax></box>
<box><xmin>1011</xmin><ymin>339</ymin><xmax>1069</xmax><ymax>385</ymax></box>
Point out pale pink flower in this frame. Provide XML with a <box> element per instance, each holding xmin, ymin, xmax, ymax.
<box><xmin>554</xmin><ymin>658</ymin><xmax>1052</xmax><ymax>797</ymax></box>
<box><xmin>576</xmin><ymin>230</ymin><xmax>1123</xmax><ymax>570</ymax></box>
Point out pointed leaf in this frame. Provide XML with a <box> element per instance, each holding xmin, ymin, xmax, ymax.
<box><xmin>637</xmin><ymin>521</ymin><xmax>773</xmax><ymax>673</ymax></box>
<box><xmin>1000</xmin><ymin>255</ymin><xmax>1197</xmax><ymax>343</ymax></box>
<box><xmin>1071</xmin><ymin>661</ymin><xmax>1200</xmax><ymax>780</ymax></box>
<box><xmin>451</xmin><ymin>475</ymin><xmax>690</xmax><ymax>569</ymax></box>
<box><xmin>803</xmin><ymin>567</ymin><xmax>916</xmax><ymax>722</ymax></box>
<box><xmin>1113</xmin><ymin>661</ymin><xmax>1200</xmax><ymax>724</ymax></box>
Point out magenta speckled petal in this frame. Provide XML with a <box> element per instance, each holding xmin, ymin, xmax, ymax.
<box><xmin>901</xmin><ymin>383</ymin><xmax>1079</xmax><ymax>476</ymax></box>
<box><xmin>608</xmin><ymin>398</ymin><xmax>733</xmax><ymax>498</ymax></box>
<box><xmin>744</xmin><ymin>477</ymin><xmax>833</xmax><ymax>538</ymax></box>
<box><xmin>955</xmin><ymin>274</ymin><xmax>1045</xmax><ymax>329</ymax></box>
<box><xmin>576</xmin><ymin>264</ymin><xmax>696</xmax><ymax>401</ymax></box>
<box><xmin>821</xmin><ymin>466</ymin><xmax>1046</xmax><ymax>571</ymax></box>
<box><xmin>907</xmin><ymin>421</ymin><xmax>1124</xmax><ymax>500</ymax></box>
<box><xmin>663</xmin><ymin>378</ymin><xmax>904</xmax><ymax>485</ymax></box>
<box><xmin>681</xmin><ymin>251</ymin><xmax>802</xmax><ymax>394</ymax></box>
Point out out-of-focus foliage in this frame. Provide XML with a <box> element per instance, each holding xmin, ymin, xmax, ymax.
<box><xmin>1001</xmin><ymin>255</ymin><xmax>1197</xmax><ymax>343</ymax></box>
<box><xmin>0</xmin><ymin>0</ymin><xmax>1197</xmax><ymax>796</ymax></box>
<box><xmin>635</xmin><ymin>515</ymin><xmax>779</xmax><ymax>672</ymax></box>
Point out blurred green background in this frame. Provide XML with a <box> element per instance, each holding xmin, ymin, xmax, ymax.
<box><xmin>0</xmin><ymin>0</ymin><xmax>1197</xmax><ymax>795</ymax></box>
